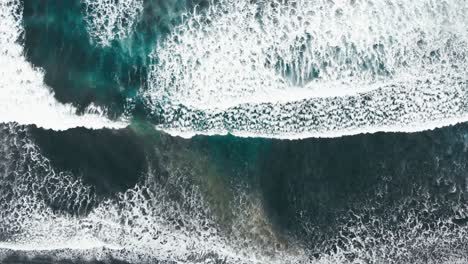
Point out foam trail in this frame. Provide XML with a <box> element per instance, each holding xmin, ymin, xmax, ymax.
<box><xmin>0</xmin><ymin>0</ymin><xmax>126</xmax><ymax>130</ymax></box>
<box><xmin>147</xmin><ymin>0</ymin><xmax>468</xmax><ymax>139</ymax></box>
<box><xmin>82</xmin><ymin>0</ymin><xmax>144</xmax><ymax>46</ymax></box>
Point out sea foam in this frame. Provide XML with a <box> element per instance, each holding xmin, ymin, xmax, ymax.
<box><xmin>0</xmin><ymin>0</ymin><xmax>126</xmax><ymax>130</ymax></box>
<box><xmin>147</xmin><ymin>0</ymin><xmax>468</xmax><ymax>139</ymax></box>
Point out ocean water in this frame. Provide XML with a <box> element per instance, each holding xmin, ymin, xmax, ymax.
<box><xmin>1</xmin><ymin>0</ymin><xmax>468</xmax><ymax>263</ymax></box>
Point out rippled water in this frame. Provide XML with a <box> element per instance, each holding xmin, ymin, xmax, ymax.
<box><xmin>1</xmin><ymin>0</ymin><xmax>468</xmax><ymax>263</ymax></box>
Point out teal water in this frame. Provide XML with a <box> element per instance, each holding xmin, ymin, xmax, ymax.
<box><xmin>3</xmin><ymin>121</ymin><xmax>465</xmax><ymax>263</ymax></box>
<box><xmin>22</xmin><ymin>0</ymin><xmax>208</xmax><ymax>117</ymax></box>
<box><xmin>1</xmin><ymin>0</ymin><xmax>468</xmax><ymax>263</ymax></box>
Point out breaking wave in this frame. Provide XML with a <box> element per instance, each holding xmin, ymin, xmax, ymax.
<box><xmin>0</xmin><ymin>0</ymin><xmax>126</xmax><ymax>130</ymax></box>
<box><xmin>146</xmin><ymin>0</ymin><xmax>468</xmax><ymax>138</ymax></box>
<box><xmin>2</xmin><ymin>1</ymin><xmax>468</xmax><ymax>263</ymax></box>
<box><xmin>0</xmin><ymin>123</ymin><xmax>304</xmax><ymax>263</ymax></box>
<box><xmin>1</xmin><ymin>0</ymin><xmax>467</xmax><ymax>138</ymax></box>
<box><xmin>3</xmin><ymin>123</ymin><xmax>468</xmax><ymax>263</ymax></box>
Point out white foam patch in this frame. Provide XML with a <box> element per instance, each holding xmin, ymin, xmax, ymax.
<box><xmin>82</xmin><ymin>0</ymin><xmax>144</xmax><ymax>46</ymax></box>
<box><xmin>147</xmin><ymin>0</ymin><xmax>468</xmax><ymax>138</ymax></box>
<box><xmin>0</xmin><ymin>0</ymin><xmax>127</xmax><ymax>130</ymax></box>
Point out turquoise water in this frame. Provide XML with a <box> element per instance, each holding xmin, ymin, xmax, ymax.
<box><xmin>1</xmin><ymin>0</ymin><xmax>468</xmax><ymax>263</ymax></box>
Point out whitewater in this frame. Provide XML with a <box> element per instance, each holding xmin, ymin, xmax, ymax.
<box><xmin>2</xmin><ymin>1</ymin><xmax>468</xmax><ymax>263</ymax></box>
<box><xmin>0</xmin><ymin>0</ymin><xmax>126</xmax><ymax>130</ymax></box>
<box><xmin>1</xmin><ymin>0</ymin><xmax>467</xmax><ymax>138</ymax></box>
<box><xmin>147</xmin><ymin>0</ymin><xmax>468</xmax><ymax>139</ymax></box>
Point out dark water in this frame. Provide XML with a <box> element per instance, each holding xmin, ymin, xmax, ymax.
<box><xmin>30</xmin><ymin>121</ymin><xmax>468</xmax><ymax>226</ymax></box>
<box><xmin>3</xmin><ymin>122</ymin><xmax>468</xmax><ymax>263</ymax></box>
<box><xmin>2</xmin><ymin>0</ymin><xmax>468</xmax><ymax>263</ymax></box>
